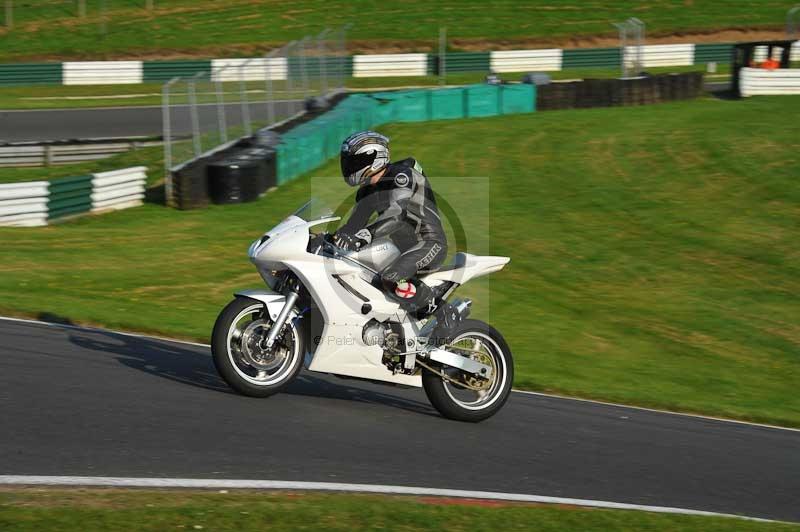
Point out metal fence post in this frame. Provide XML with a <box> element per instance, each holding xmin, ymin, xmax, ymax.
<box><xmin>162</xmin><ymin>77</ymin><xmax>178</xmax><ymax>203</ymax></box>
<box><xmin>788</xmin><ymin>5</ymin><xmax>800</xmax><ymax>39</ymax></box>
<box><xmin>340</xmin><ymin>24</ymin><xmax>352</xmax><ymax>92</ymax></box>
<box><xmin>188</xmin><ymin>75</ymin><xmax>202</xmax><ymax>157</ymax></box>
<box><xmin>239</xmin><ymin>60</ymin><xmax>252</xmax><ymax>137</ymax></box>
<box><xmin>285</xmin><ymin>41</ymin><xmax>298</xmax><ymax>116</ymax></box>
<box><xmin>318</xmin><ymin>29</ymin><xmax>331</xmax><ymax>98</ymax></box>
<box><xmin>299</xmin><ymin>36</ymin><xmax>310</xmax><ymax>103</ymax></box>
<box><xmin>629</xmin><ymin>18</ymin><xmax>645</xmax><ymax>74</ymax></box>
<box><xmin>264</xmin><ymin>49</ymin><xmax>277</xmax><ymax>126</ymax></box>
<box><xmin>613</xmin><ymin>22</ymin><xmax>627</xmax><ymax>78</ymax></box>
<box><xmin>215</xmin><ymin>67</ymin><xmax>228</xmax><ymax>143</ymax></box>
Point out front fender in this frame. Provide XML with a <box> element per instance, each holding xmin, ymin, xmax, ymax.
<box><xmin>235</xmin><ymin>289</ymin><xmax>290</xmax><ymax>321</ymax></box>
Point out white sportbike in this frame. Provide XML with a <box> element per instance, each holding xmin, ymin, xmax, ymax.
<box><xmin>211</xmin><ymin>200</ymin><xmax>514</xmax><ymax>422</ymax></box>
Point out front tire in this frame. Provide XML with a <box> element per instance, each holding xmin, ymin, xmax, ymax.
<box><xmin>422</xmin><ymin>319</ymin><xmax>514</xmax><ymax>422</ymax></box>
<box><xmin>212</xmin><ymin>297</ymin><xmax>304</xmax><ymax>397</ymax></box>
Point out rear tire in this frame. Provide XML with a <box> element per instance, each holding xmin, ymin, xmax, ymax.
<box><xmin>422</xmin><ymin>319</ymin><xmax>514</xmax><ymax>422</ymax></box>
<box><xmin>212</xmin><ymin>297</ymin><xmax>304</xmax><ymax>397</ymax></box>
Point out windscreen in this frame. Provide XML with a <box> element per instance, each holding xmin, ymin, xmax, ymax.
<box><xmin>292</xmin><ymin>198</ymin><xmax>334</xmax><ymax>222</ymax></box>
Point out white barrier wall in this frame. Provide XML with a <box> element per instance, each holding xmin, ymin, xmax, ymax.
<box><xmin>353</xmin><ymin>54</ymin><xmax>428</xmax><ymax>78</ymax></box>
<box><xmin>0</xmin><ymin>181</ymin><xmax>49</xmax><ymax>227</ymax></box>
<box><xmin>63</xmin><ymin>61</ymin><xmax>144</xmax><ymax>85</ymax></box>
<box><xmin>211</xmin><ymin>57</ymin><xmax>288</xmax><ymax>82</ymax></box>
<box><xmin>91</xmin><ymin>166</ymin><xmax>148</xmax><ymax>212</ymax></box>
<box><xmin>490</xmin><ymin>49</ymin><xmax>563</xmax><ymax>72</ymax></box>
<box><xmin>739</xmin><ymin>67</ymin><xmax>800</xmax><ymax>96</ymax></box>
<box><xmin>625</xmin><ymin>44</ymin><xmax>695</xmax><ymax>68</ymax></box>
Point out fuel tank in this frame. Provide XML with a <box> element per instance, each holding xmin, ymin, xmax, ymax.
<box><xmin>352</xmin><ymin>237</ymin><xmax>401</xmax><ymax>272</ymax></box>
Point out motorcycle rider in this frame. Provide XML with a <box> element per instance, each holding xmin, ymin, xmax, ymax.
<box><xmin>335</xmin><ymin>130</ymin><xmax>454</xmax><ymax>324</ymax></box>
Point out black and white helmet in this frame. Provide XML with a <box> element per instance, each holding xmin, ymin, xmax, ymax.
<box><xmin>340</xmin><ymin>130</ymin><xmax>390</xmax><ymax>187</ymax></box>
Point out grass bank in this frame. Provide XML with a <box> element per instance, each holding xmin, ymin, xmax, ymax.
<box><xmin>0</xmin><ymin>1</ymin><xmax>789</xmax><ymax>61</ymax></box>
<box><xmin>0</xmin><ymin>96</ymin><xmax>798</xmax><ymax>426</ymax></box>
<box><xmin>0</xmin><ymin>489</ymin><xmax>796</xmax><ymax>532</ymax></box>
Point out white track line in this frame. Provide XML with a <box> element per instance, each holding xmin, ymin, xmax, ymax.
<box><xmin>0</xmin><ymin>315</ymin><xmax>209</xmax><ymax>348</ymax></box>
<box><xmin>1</xmin><ymin>314</ymin><xmax>798</xmax><ymax>433</ymax></box>
<box><xmin>510</xmin><ymin>389</ymin><xmax>800</xmax><ymax>433</ymax></box>
<box><xmin>0</xmin><ymin>475</ymin><xmax>779</xmax><ymax>523</ymax></box>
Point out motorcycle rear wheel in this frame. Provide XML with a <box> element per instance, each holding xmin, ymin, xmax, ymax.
<box><xmin>422</xmin><ymin>319</ymin><xmax>514</xmax><ymax>422</ymax></box>
<box><xmin>212</xmin><ymin>297</ymin><xmax>304</xmax><ymax>397</ymax></box>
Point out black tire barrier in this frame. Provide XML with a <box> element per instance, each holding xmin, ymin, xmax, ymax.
<box><xmin>171</xmin><ymin>128</ymin><xmax>282</xmax><ymax>209</ymax></box>
<box><xmin>536</xmin><ymin>72</ymin><xmax>704</xmax><ymax>111</ymax></box>
<box><xmin>207</xmin><ymin>156</ymin><xmax>262</xmax><ymax>205</ymax></box>
<box><xmin>172</xmin><ymin>155</ymin><xmax>212</xmax><ymax>210</ymax></box>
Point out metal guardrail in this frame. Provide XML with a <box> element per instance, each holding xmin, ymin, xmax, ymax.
<box><xmin>0</xmin><ymin>165</ymin><xmax>150</xmax><ymax>227</ymax></box>
<box><xmin>0</xmin><ymin>139</ymin><xmax>162</xmax><ymax>167</ymax></box>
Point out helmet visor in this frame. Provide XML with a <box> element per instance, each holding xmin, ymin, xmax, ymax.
<box><xmin>341</xmin><ymin>150</ymin><xmax>377</xmax><ymax>180</ymax></box>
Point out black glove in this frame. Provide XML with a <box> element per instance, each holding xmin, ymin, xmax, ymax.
<box><xmin>334</xmin><ymin>229</ymin><xmax>371</xmax><ymax>251</ymax></box>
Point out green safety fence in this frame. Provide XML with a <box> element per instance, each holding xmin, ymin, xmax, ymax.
<box><xmin>276</xmin><ymin>83</ymin><xmax>536</xmax><ymax>185</ymax></box>
<box><xmin>48</xmin><ymin>174</ymin><xmax>93</xmax><ymax>221</ymax></box>
<box><xmin>0</xmin><ymin>62</ymin><xmax>62</xmax><ymax>85</ymax></box>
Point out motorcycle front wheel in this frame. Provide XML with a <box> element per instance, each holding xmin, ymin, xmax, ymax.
<box><xmin>422</xmin><ymin>319</ymin><xmax>514</xmax><ymax>422</ymax></box>
<box><xmin>211</xmin><ymin>297</ymin><xmax>304</xmax><ymax>397</ymax></box>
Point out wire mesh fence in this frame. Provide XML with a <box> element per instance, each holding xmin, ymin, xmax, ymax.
<box><xmin>162</xmin><ymin>27</ymin><xmax>348</xmax><ymax>178</ymax></box>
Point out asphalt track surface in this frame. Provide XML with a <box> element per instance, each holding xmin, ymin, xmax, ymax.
<box><xmin>1</xmin><ymin>319</ymin><xmax>798</xmax><ymax>522</ymax></box>
<box><xmin>0</xmin><ymin>101</ymin><xmax>302</xmax><ymax>143</ymax></box>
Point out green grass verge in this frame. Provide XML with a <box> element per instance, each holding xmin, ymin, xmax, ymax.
<box><xmin>0</xmin><ymin>1</ymin><xmax>788</xmax><ymax>61</ymax></box>
<box><xmin>0</xmin><ymin>65</ymin><xmax>729</xmax><ymax>111</ymax></box>
<box><xmin>0</xmin><ymin>96</ymin><xmax>798</xmax><ymax>427</ymax></box>
<box><xmin>0</xmin><ymin>489</ymin><xmax>797</xmax><ymax>531</ymax></box>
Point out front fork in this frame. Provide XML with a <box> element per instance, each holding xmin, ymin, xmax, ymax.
<box><xmin>264</xmin><ymin>290</ymin><xmax>299</xmax><ymax>349</ymax></box>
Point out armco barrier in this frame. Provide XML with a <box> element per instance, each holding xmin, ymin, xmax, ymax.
<box><xmin>0</xmin><ymin>181</ymin><xmax>49</xmax><ymax>227</ymax></box>
<box><xmin>490</xmin><ymin>49</ymin><xmax>563</xmax><ymax>73</ymax></box>
<box><xmin>0</xmin><ymin>63</ymin><xmax>62</xmax><ymax>86</ymax></box>
<box><xmin>91</xmin><ymin>166</ymin><xmax>147</xmax><ymax>212</ymax></box>
<box><xmin>48</xmin><ymin>174</ymin><xmax>93</xmax><ymax>220</ymax></box>
<box><xmin>143</xmin><ymin>60</ymin><xmax>212</xmax><ymax>82</ymax></box>
<box><xmin>63</xmin><ymin>61</ymin><xmax>143</xmax><ymax>85</ymax></box>
<box><xmin>352</xmin><ymin>54</ymin><xmax>428</xmax><ymax>78</ymax></box>
<box><xmin>693</xmin><ymin>43</ymin><xmax>733</xmax><ymax>64</ymax></box>
<box><xmin>0</xmin><ymin>140</ymin><xmax>162</xmax><ymax>168</ymax></box>
<box><xmin>739</xmin><ymin>67</ymin><xmax>800</xmax><ymax>96</ymax></box>
<box><xmin>1</xmin><ymin>42</ymin><xmax>791</xmax><ymax>86</ymax></box>
<box><xmin>626</xmin><ymin>44</ymin><xmax>694</xmax><ymax>67</ymax></box>
<box><xmin>562</xmin><ymin>48</ymin><xmax>622</xmax><ymax>69</ymax></box>
<box><xmin>0</xmin><ymin>166</ymin><xmax>149</xmax><ymax>227</ymax></box>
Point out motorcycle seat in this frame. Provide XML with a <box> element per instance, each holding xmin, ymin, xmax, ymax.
<box><xmin>421</xmin><ymin>252</ymin><xmax>510</xmax><ymax>285</ymax></box>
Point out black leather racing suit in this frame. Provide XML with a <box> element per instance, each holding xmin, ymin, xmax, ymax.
<box><xmin>338</xmin><ymin>158</ymin><xmax>447</xmax><ymax>306</ymax></box>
